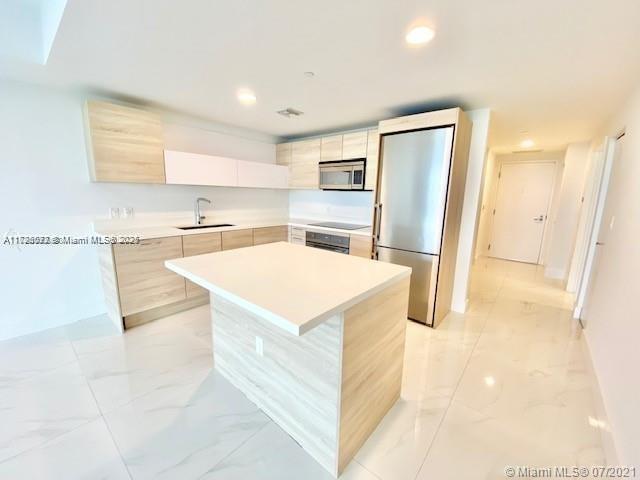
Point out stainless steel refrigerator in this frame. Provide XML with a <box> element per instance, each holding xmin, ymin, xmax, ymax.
<box><xmin>373</xmin><ymin>126</ymin><xmax>456</xmax><ymax>327</ymax></box>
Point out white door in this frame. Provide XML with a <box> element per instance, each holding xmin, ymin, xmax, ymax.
<box><xmin>489</xmin><ymin>162</ymin><xmax>556</xmax><ymax>263</ymax></box>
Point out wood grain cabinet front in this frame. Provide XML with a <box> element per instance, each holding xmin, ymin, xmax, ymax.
<box><xmin>182</xmin><ymin>232</ymin><xmax>222</xmax><ymax>297</ymax></box>
<box><xmin>365</xmin><ymin>129</ymin><xmax>379</xmax><ymax>191</ymax></box>
<box><xmin>349</xmin><ymin>235</ymin><xmax>373</xmax><ymax>259</ymax></box>
<box><xmin>113</xmin><ymin>237</ymin><xmax>186</xmax><ymax>316</ymax></box>
<box><xmin>253</xmin><ymin>226</ymin><xmax>288</xmax><ymax>245</ymax></box>
<box><xmin>290</xmin><ymin>139</ymin><xmax>321</xmax><ymax>189</ymax></box>
<box><xmin>342</xmin><ymin>131</ymin><xmax>368</xmax><ymax>159</ymax></box>
<box><xmin>85</xmin><ymin>100</ymin><xmax>165</xmax><ymax>184</ymax></box>
<box><xmin>221</xmin><ymin>229</ymin><xmax>254</xmax><ymax>250</ymax></box>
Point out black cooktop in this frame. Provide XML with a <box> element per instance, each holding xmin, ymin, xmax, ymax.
<box><xmin>309</xmin><ymin>221</ymin><xmax>370</xmax><ymax>231</ymax></box>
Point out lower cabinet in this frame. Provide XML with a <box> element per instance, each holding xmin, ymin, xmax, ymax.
<box><xmin>222</xmin><ymin>229</ymin><xmax>254</xmax><ymax>250</ymax></box>
<box><xmin>349</xmin><ymin>235</ymin><xmax>373</xmax><ymax>259</ymax></box>
<box><xmin>289</xmin><ymin>226</ymin><xmax>306</xmax><ymax>245</ymax></box>
<box><xmin>113</xmin><ymin>237</ymin><xmax>186</xmax><ymax>316</ymax></box>
<box><xmin>253</xmin><ymin>225</ymin><xmax>288</xmax><ymax>245</ymax></box>
<box><xmin>182</xmin><ymin>232</ymin><xmax>222</xmax><ymax>297</ymax></box>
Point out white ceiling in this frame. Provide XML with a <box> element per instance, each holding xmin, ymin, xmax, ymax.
<box><xmin>3</xmin><ymin>0</ymin><xmax>640</xmax><ymax>150</ymax></box>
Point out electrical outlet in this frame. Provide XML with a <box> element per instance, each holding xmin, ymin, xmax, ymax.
<box><xmin>255</xmin><ymin>336</ymin><xmax>264</xmax><ymax>357</ymax></box>
<box><xmin>122</xmin><ymin>207</ymin><xmax>134</xmax><ymax>218</ymax></box>
<box><xmin>109</xmin><ymin>207</ymin><xmax>120</xmax><ymax>219</ymax></box>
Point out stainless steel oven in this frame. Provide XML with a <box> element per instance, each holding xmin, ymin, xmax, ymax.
<box><xmin>305</xmin><ymin>231</ymin><xmax>350</xmax><ymax>254</ymax></box>
<box><xmin>319</xmin><ymin>159</ymin><xmax>366</xmax><ymax>190</ymax></box>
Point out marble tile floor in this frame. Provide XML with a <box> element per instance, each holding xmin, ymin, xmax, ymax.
<box><xmin>0</xmin><ymin>257</ymin><xmax>606</xmax><ymax>479</ymax></box>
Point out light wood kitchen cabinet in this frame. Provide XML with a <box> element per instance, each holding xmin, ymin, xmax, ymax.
<box><xmin>85</xmin><ymin>100</ymin><xmax>165</xmax><ymax>184</ymax></box>
<box><xmin>113</xmin><ymin>237</ymin><xmax>186</xmax><ymax>316</ymax></box>
<box><xmin>253</xmin><ymin>226</ymin><xmax>289</xmax><ymax>245</ymax></box>
<box><xmin>365</xmin><ymin>129</ymin><xmax>379</xmax><ymax>191</ymax></box>
<box><xmin>290</xmin><ymin>139</ymin><xmax>321</xmax><ymax>189</ymax></box>
<box><xmin>182</xmin><ymin>232</ymin><xmax>222</xmax><ymax>297</ymax></box>
<box><xmin>349</xmin><ymin>235</ymin><xmax>373</xmax><ymax>259</ymax></box>
<box><xmin>342</xmin><ymin>131</ymin><xmax>368</xmax><ymax>159</ymax></box>
<box><xmin>222</xmin><ymin>229</ymin><xmax>254</xmax><ymax>250</ymax></box>
<box><xmin>320</xmin><ymin>135</ymin><xmax>343</xmax><ymax>161</ymax></box>
<box><xmin>276</xmin><ymin>142</ymin><xmax>292</xmax><ymax>166</ymax></box>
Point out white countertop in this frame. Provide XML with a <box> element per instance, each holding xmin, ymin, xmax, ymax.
<box><xmin>165</xmin><ymin>242</ymin><xmax>410</xmax><ymax>336</ymax></box>
<box><xmin>95</xmin><ymin>218</ymin><xmax>372</xmax><ymax>240</ymax></box>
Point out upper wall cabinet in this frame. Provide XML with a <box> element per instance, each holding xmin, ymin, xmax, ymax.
<box><xmin>237</xmin><ymin>160</ymin><xmax>288</xmax><ymax>189</ymax></box>
<box><xmin>290</xmin><ymin>139</ymin><xmax>321</xmax><ymax>189</ymax></box>
<box><xmin>276</xmin><ymin>142</ymin><xmax>292</xmax><ymax>167</ymax></box>
<box><xmin>342</xmin><ymin>131</ymin><xmax>368</xmax><ymax>159</ymax></box>
<box><xmin>164</xmin><ymin>150</ymin><xmax>288</xmax><ymax>189</ymax></box>
<box><xmin>165</xmin><ymin>150</ymin><xmax>237</xmax><ymax>186</ymax></box>
<box><xmin>85</xmin><ymin>101</ymin><xmax>165</xmax><ymax>184</ymax></box>
<box><xmin>320</xmin><ymin>135</ymin><xmax>343</xmax><ymax>161</ymax></box>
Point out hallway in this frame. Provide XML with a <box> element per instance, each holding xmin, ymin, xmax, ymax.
<box><xmin>0</xmin><ymin>258</ymin><xmax>605</xmax><ymax>479</ymax></box>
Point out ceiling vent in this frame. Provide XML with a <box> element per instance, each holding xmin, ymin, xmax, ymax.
<box><xmin>277</xmin><ymin>108</ymin><xmax>304</xmax><ymax>118</ymax></box>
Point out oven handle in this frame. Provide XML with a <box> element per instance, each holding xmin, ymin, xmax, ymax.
<box><xmin>305</xmin><ymin>242</ymin><xmax>349</xmax><ymax>254</ymax></box>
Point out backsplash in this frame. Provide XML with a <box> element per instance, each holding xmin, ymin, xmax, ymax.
<box><xmin>289</xmin><ymin>190</ymin><xmax>374</xmax><ymax>225</ymax></box>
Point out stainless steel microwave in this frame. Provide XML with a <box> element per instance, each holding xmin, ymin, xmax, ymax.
<box><xmin>319</xmin><ymin>159</ymin><xmax>366</xmax><ymax>190</ymax></box>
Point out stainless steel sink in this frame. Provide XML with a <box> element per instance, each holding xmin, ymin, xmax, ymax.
<box><xmin>177</xmin><ymin>224</ymin><xmax>235</xmax><ymax>230</ymax></box>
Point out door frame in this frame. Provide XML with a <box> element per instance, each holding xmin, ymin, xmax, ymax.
<box><xmin>573</xmin><ymin>134</ymin><xmax>619</xmax><ymax>321</ymax></box>
<box><xmin>487</xmin><ymin>159</ymin><xmax>560</xmax><ymax>264</ymax></box>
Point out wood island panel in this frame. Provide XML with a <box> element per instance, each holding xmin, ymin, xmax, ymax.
<box><xmin>348</xmin><ymin>235</ymin><xmax>372</xmax><ymax>259</ymax></box>
<box><xmin>337</xmin><ymin>277</ymin><xmax>410</xmax><ymax>473</ymax></box>
<box><xmin>212</xmin><ymin>296</ymin><xmax>342</xmax><ymax>473</ymax></box>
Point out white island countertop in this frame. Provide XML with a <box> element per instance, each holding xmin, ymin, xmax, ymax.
<box><xmin>165</xmin><ymin>242</ymin><xmax>410</xmax><ymax>335</ymax></box>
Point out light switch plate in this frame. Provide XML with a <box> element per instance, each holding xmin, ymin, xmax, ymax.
<box><xmin>255</xmin><ymin>336</ymin><xmax>264</xmax><ymax>356</ymax></box>
<box><xmin>122</xmin><ymin>207</ymin><xmax>134</xmax><ymax>218</ymax></box>
<box><xmin>109</xmin><ymin>207</ymin><xmax>120</xmax><ymax>219</ymax></box>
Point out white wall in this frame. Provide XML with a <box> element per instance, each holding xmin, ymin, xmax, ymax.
<box><xmin>0</xmin><ymin>80</ymin><xmax>288</xmax><ymax>341</ymax></box>
<box><xmin>582</xmin><ymin>84</ymin><xmax>640</xmax><ymax>466</ymax></box>
<box><xmin>544</xmin><ymin>142</ymin><xmax>591</xmax><ymax>280</ymax></box>
<box><xmin>451</xmin><ymin>109</ymin><xmax>491</xmax><ymax>312</ymax></box>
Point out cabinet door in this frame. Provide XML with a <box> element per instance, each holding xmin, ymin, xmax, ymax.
<box><xmin>276</xmin><ymin>142</ymin><xmax>292</xmax><ymax>166</ymax></box>
<box><xmin>253</xmin><ymin>226</ymin><xmax>289</xmax><ymax>245</ymax></box>
<box><xmin>222</xmin><ymin>229</ymin><xmax>254</xmax><ymax>250</ymax></box>
<box><xmin>290</xmin><ymin>139</ymin><xmax>321</xmax><ymax>189</ymax></box>
<box><xmin>182</xmin><ymin>232</ymin><xmax>222</xmax><ymax>297</ymax></box>
<box><xmin>113</xmin><ymin>237</ymin><xmax>185</xmax><ymax>316</ymax></box>
<box><xmin>342</xmin><ymin>131</ymin><xmax>368</xmax><ymax>159</ymax></box>
<box><xmin>365</xmin><ymin>129</ymin><xmax>379</xmax><ymax>191</ymax></box>
<box><xmin>289</xmin><ymin>227</ymin><xmax>306</xmax><ymax>245</ymax></box>
<box><xmin>321</xmin><ymin>135</ymin><xmax>343</xmax><ymax>161</ymax></box>
<box><xmin>85</xmin><ymin>101</ymin><xmax>165</xmax><ymax>184</ymax></box>
<box><xmin>349</xmin><ymin>235</ymin><xmax>373</xmax><ymax>259</ymax></box>
<box><xmin>164</xmin><ymin>150</ymin><xmax>237</xmax><ymax>187</ymax></box>
<box><xmin>237</xmin><ymin>160</ymin><xmax>288</xmax><ymax>189</ymax></box>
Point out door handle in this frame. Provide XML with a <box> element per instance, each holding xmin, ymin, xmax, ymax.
<box><xmin>374</xmin><ymin>203</ymin><xmax>383</xmax><ymax>239</ymax></box>
<box><xmin>533</xmin><ymin>215</ymin><xmax>545</xmax><ymax>222</ymax></box>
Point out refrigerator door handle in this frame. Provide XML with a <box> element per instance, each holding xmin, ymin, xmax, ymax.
<box><xmin>374</xmin><ymin>203</ymin><xmax>383</xmax><ymax>240</ymax></box>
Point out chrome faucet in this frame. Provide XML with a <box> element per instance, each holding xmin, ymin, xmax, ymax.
<box><xmin>194</xmin><ymin>197</ymin><xmax>211</xmax><ymax>225</ymax></box>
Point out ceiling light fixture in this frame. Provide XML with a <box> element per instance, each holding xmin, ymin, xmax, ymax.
<box><xmin>277</xmin><ymin>108</ymin><xmax>304</xmax><ymax>118</ymax></box>
<box><xmin>405</xmin><ymin>25</ymin><xmax>435</xmax><ymax>45</ymax></box>
<box><xmin>237</xmin><ymin>89</ymin><xmax>257</xmax><ymax>106</ymax></box>
<box><xmin>520</xmin><ymin>139</ymin><xmax>535</xmax><ymax>148</ymax></box>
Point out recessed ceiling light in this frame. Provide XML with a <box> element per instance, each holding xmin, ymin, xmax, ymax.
<box><xmin>520</xmin><ymin>139</ymin><xmax>535</xmax><ymax>148</ymax></box>
<box><xmin>405</xmin><ymin>25</ymin><xmax>435</xmax><ymax>45</ymax></box>
<box><xmin>484</xmin><ymin>376</ymin><xmax>496</xmax><ymax>387</ymax></box>
<box><xmin>237</xmin><ymin>89</ymin><xmax>257</xmax><ymax>106</ymax></box>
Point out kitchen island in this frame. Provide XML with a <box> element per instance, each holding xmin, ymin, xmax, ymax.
<box><xmin>165</xmin><ymin>242</ymin><xmax>410</xmax><ymax>476</ymax></box>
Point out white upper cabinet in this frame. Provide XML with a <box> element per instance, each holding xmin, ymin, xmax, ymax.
<box><xmin>164</xmin><ymin>150</ymin><xmax>237</xmax><ymax>186</ymax></box>
<box><xmin>164</xmin><ymin>150</ymin><xmax>288</xmax><ymax>189</ymax></box>
<box><xmin>237</xmin><ymin>160</ymin><xmax>288</xmax><ymax>189</ymax></box>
